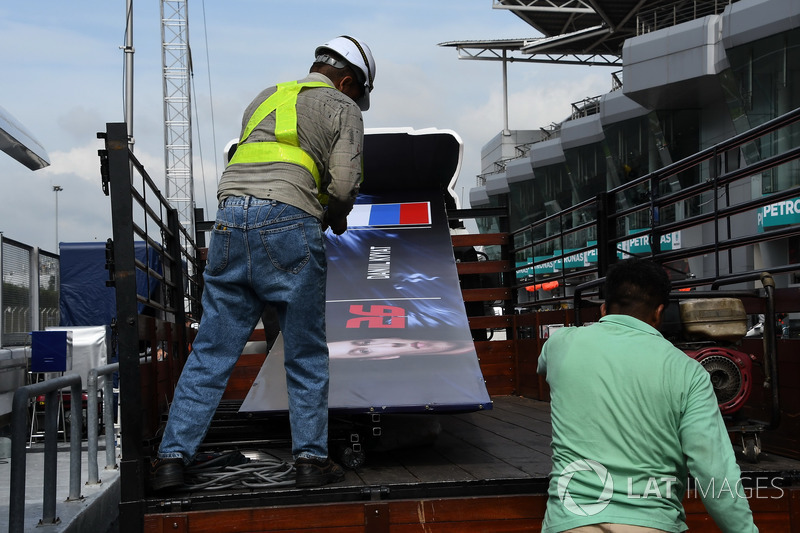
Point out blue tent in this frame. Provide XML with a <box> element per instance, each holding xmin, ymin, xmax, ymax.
<box><xmin>59</xmin><ymin>242</ymin><xmax>162</xmax><ymax>327</ymax></box>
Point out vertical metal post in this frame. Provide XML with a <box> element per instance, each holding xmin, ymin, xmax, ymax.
<box><xmin>67</xmin><ymin>381</ymin><xmax>83</xmax><ymax>501</ymax></box>
<box><xmin>760</xmin><ymin>273</ymin><xmax>780</xmax><ymax>430</ymax></box>
<box><xmin>498</xmin><ymin>198</ymin><xmax>514</xmax><ymax>338</ymax></box>
<box><xmin>648</xmin><ymin>173</ymin><xmax>661</xmax><ymax>260</ymax></box>
<box><xmin>29</xmin><ymin>247</ymin><xmax>40</xmax><ymax>332</ymax></box>
<box><xmin>595</xmin><ymin>192</ymin><xmax>614</xmax><ymax>280</ymax></box>
<box><xmin>502</xmin><ymin>49</ymin><xmax>510</xmax><ymax>136</ymax></box>
<box><xmin>124</xmin><ymin>0</ymin><xmax>135</xmax><ymax>151</ymax></box>
<box><xmin>87</xmin><ymin>369</ymin><xmax>100</xmax><ymax>484</ymax></box>
<box><xmin>87</xmin><ymin>363</ymin><xmax>121</xmax><ymax>484</ymax></box>
<box><xmin>166</xmin><ymin>206</ymin><xmax>188</xmax><ymax>359</ymax></box>
<box><xmin>9</xmin><ymin>386</ymin><xmax>28</xmax><ymax>532</ymax></box>
<box><xmin>711</xmin><ymin>148</ymin><xmax>721</xmax><ymax>277</ymax></box>
<box><xmin>41</xmin><ymin>389</ymin><xmax>59</xmax><ymax>525</ymax></box>
<box><xmin>103</xmin><ymin>122</ymin><xmax>146</xmax><ymax>530</ymax></box>
<box><xmin>53</xmin><ymin>185</ymin><xmax>63</xmax><ymax>250</ymax></box>
<box><xmin>104</xmin><ymin>374</ymin><xmax>117</xmax><ymax>470</ymax></box>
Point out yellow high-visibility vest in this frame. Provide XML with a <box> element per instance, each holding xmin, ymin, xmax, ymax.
<box><xmin>227</xmin><ymin>80</ymin><xmax>331</xmax><ymax>204</ymax></box>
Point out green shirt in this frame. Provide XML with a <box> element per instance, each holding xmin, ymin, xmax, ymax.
<box><xmin>537</xmin><ymin>314</ymin><xmax>758</xmax><ymax>533</ymax></box>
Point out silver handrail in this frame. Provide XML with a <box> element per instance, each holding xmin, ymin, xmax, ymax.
<box><xmin>9</xmin><ymin>374</ymin><xmax>83</xmax><ymax>533</ymax></box>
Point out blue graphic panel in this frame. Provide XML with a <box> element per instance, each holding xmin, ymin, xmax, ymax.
<box><xmin>240</xmin><ymin>129</ymin><xmax>491</xmax><ymax>414</ymax></box>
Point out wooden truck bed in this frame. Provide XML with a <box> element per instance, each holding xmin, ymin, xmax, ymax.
<box><xmin>142</xmin><ymin>396</ymin><xmax>800</xmax><ymax>532</ymax></box>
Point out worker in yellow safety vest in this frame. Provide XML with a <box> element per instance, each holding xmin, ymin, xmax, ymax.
<box><xmin>151</xmin><ymin>35</ymin><xmax>376</xmax><ymax>491</ymax></box>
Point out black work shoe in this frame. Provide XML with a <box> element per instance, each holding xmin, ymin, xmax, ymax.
<box><xmin>150</xmin><ymin>457</ymin><xmax>185</xmax><ymax>491</ymax></box>
<box><xmin>294</xmin><ymin>457</ymin><xmax>345</xmax><ymax>488</ymax></box>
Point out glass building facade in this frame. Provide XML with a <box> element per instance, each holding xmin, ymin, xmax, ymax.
<box><xmin>470</xmin><ymin>0</ymin><xmax>800</xmax><ymax>291</ymax></box>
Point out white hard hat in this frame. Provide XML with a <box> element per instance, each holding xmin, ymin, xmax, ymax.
<box><xmin>315</xmin><ymin>35</ymin><xmax>375</xmax><ymax>111</ymax></box>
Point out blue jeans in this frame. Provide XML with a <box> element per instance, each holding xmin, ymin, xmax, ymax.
<box><xmin>158</xmin><ymin>197</ymin><xmax>329</xmax><ymax>463</ymax></box>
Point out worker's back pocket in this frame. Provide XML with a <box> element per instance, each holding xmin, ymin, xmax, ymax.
<box><xmin>260</xmin><ymin>222</ymin><xmax>310</xmax><ymax>274</ymax></box>
<box><xmin>205</xmin><ymin>226</ymin><xmax>231</xmax><ymax>275</ymax></box>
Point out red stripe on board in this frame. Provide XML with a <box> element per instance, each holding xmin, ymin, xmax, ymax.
<box><xmin>399</xmin><ymin>202</ymin><xmax>429</xmax><ymax>224</ymax></box>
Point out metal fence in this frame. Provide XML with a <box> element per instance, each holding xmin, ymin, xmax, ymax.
<box><xmin>7</xmin><ymin>360</ymin><xmax>120</xmax><ymax>533</ymax></box>
<box><xmin>512</xmin><ymin>105</ymin><xmax>800</xmax><ymax>308</ymax></box>
<box><xmin>637</xmin><ymin>0</ymin><xmax>733</xmax><ymax>35</ymax></box>
<box><xmin>9</xmin><ymin>373</ymin><xmax>84</xmax><ymax>533</ymax></box>
<box><xmin>99</xmin><ymin>122</ymin><xmax>202</xmax><ymax>533</ymax></box>
<box><xmin>0</xmin><ymin>235</ymin><xmax>60</xmax><ymax>348</ymax></box>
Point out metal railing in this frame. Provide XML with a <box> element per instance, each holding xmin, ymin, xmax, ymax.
<box><xmin>99</xmin><ymin>122</ymin><xmax>202</xmax><ymax>533</ymax></box>
<box><xmin>6</xmin><ymin>360</ymin><xmax>120</xmax><ymax>532</ymax></box>
<box><xmin>637</xmin><ymin>0</ymin><xmax>733</xmax><ymax>35</ymax></box>
<box><xmin>570</xmin><ymin>95</ymin><xmax>602</xmax><ymax>120</ymax></box>
<box><xmin>9</xmin><ymin>374</ymin><xmax>83</xmax><ymax>533</ymax></box>
<box><xmin>511</xmin><ymin>105</ymin><xmax>800</xmax><ymax>308</ymax></box>
<box><xmin>86</xmin><ymin>362</ymin><xmax>120</xmax><ymax>484</ymax></box>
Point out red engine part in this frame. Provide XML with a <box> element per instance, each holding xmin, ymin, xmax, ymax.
<box><xmin>684</xmin><ymin>347</ymin><xmax>753</xmax><ymax>415</ymax></box>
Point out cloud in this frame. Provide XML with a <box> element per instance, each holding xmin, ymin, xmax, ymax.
<box><xmin>39</xmin><ymin>143</ymin><xmax>104</xmax><ymax>183</ymax></box>
<box><xmin>0</xmin><ymin>1</ymin><xmax>608</xmax><ymax>251</ymax></box>
<box><xmin>509</xmin><ymin>70</ymin><xmax>611</xmax><ymax>128</ymax></box>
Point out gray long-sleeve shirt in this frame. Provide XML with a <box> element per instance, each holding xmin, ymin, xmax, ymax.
<box><xmin>217</xmin><ymin>72</ymin><xmax>364</xmax><ymax>225</ymax></box>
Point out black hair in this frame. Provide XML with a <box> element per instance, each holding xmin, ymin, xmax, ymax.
<box><xmin>604</xmin><ymin>258</ymin><xmax>671</xmax><ymax>315</ymax></box>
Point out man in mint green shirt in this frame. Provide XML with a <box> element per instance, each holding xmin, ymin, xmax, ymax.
<box><xmin>537</xmin><ymin>259</ymin><xmax>758</xmax><ymax>532</ymax></box>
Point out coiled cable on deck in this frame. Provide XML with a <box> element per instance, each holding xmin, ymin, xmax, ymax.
<box><xmin>183</xmin><ymin>450</ymin><xmax>295</xmax><ymax>491</ymax></box>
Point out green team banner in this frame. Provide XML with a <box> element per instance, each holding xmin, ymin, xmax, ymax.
<box><xmin>757</xmin><ymin>197</ymin><xmax>800</xmax><ymax>232</ymax></box>
<box><xmin>621</xmin><ymin>229</ymin><xmax>682</xmax><ymax>256</ymax></box>
<box><xmin>516</xmin><ymin>230</ymin><xmax>681</xmax><ymax>279</ymax></box>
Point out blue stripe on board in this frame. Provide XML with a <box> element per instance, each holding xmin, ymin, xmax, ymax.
<box><xmin>368</xmin><ymin>203</ymin><xmax>401</xmax><ymax>225</ymax></box>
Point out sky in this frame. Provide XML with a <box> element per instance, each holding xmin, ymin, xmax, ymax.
<box><xmin>0</xmin><ymin>0</ymin><xmax>612</xmax><ymax>253</ymax></box>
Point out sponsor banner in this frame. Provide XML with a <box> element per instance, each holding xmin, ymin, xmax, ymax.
<box><xmin>517</xmin><ymin>248</ymin><xmax>594</xmax><ymax>279</ymax></box>
<box><xmin>535</xmin><ymin>255</ymin><xmax>560</xmax><ymax>275</ymax></box>
<box><xmin>757</xmin><ymin>197</ymin><xmax>800</xmax><ymax>232</ymax></box>
<box><xmin>517</xmin><ymin>230</ymin><xmax>681</xmax><ymax>280</ymax></box>
<box><xmin>241</xmin><ymin>190</ymin><xmax>491</xmax><ymax>414</ymax></box>
<box><xmin>517</xmin><ymin>249</ymin><xmax>593</xmax><ymax>279</ymax></box>
<box><xmin>587</xmin><ymin>241</ymin><xmax>598</xmax><ymax>263</ymax></box>
<box><xmin>559</xmin><ymin>249</ymin><xmax>591</xmax><ymax>269</ymax></box>
<box><xmin>516</xmin><ymin>259</ymin><xmax>534</xmax><ymax>279</ymax></box>
<box><xmin>620</xmin><ymin>229</ymin><xmax>682</xmax><ymax>256</ymax></box>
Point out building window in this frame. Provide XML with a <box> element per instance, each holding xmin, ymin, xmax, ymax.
<box><xmin>726</xmin><ymin>28</ymin><xmax>800</xmax><ymax>195</ymax></box>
